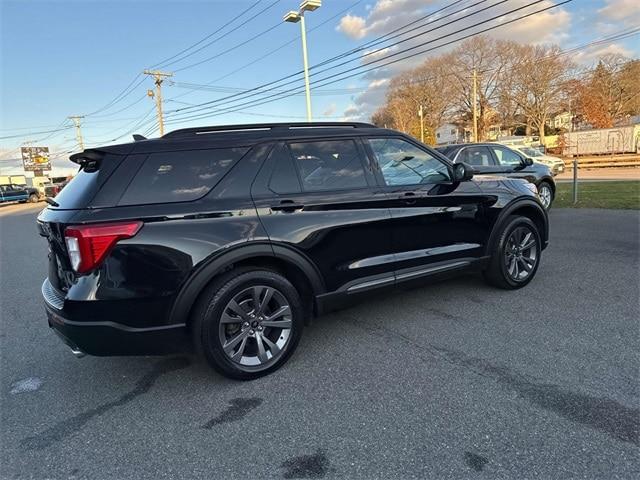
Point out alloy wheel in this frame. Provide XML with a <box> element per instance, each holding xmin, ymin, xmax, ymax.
<box><xmin>218</xmin><ymin>286</ymin><xmax>292</xmax><ymax>368</ymax></box>
<box><xmin>538</xmin><ymin>184</ymin><xmax>552</xmax><ymax>209</ymax></box>
<box><xmin>504</xmin><ymin>226</ymin><xmax>538</xmax><ymax>281</ymax></box>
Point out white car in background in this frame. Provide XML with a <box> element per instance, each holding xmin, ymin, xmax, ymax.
<box><xmin>510</xmin><ymin>145</ymin><xmax>565</xmax><ymax>176</ymax></box>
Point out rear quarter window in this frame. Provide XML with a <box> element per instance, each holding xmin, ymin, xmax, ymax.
<box><xmin>118</xmin><ymin>147</ymin><xmax>248</xmax><ymax>206</ymax></box>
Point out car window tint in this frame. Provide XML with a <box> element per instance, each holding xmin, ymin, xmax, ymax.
<box><xmin>288</xmin><ymin>139</ymin><xmax>367</xmax><ymax>192</ymax></box>
<box><xmin>268</xmin><ymin>143</ymin><xmax>301</xmax><ymax>194</ymax></box>
<box><xmin>118</xmin><ymin>148</ymin><xmax>248</xmax><ymax>206</ymax></box>
<box><xmin>458</xmin><ymin>146</ymin><xmax>493</xmax><ymax>166</ymax></box>
<box><xmin>368</xmin><ymin>138</ymin><xmax>450</xmax><ymax>186</ymax></box>
<box><xmin>491</xmin><ymin>146</ymin><xmax>522</xmax><ymax>166</ymax></box>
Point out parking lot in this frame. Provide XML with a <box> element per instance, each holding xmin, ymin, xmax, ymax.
<box><xmin>1</xmin><ymin>204</ymin><xmax>638</xmax><ymax>479</ymax></box>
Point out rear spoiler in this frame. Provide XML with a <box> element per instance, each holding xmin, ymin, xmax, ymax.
<box><xmin>69</xmin><ymin>150</ymin><xmax>103</xmax><ymax>169</ymax></box>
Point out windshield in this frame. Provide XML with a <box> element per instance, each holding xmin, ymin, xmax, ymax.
<box><xmin>519</xmin><ymin>147</ymin><xmax>543</xmax><ymax>157</ymax></box>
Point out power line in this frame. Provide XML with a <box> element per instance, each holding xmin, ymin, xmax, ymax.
<box><xmin>73</xmin><ymin>1</ymin><xmax>281</xmax><ymax>142</ymax></box>
<box><xmin>72</xmin><ymin>2</ymin><xmax>275</xmax><ymax>120</ymax></box>
<box><xmin>148</xmin><ymin>0</ymin><xmax>265</xmax><ymax>69</ymax></box>
<box><xmin>165</xmin><ymin>0</ymin><xmax>575</xmax><ymax>124</ymax></box>
<box><xmin>156</xmin><ymin>0</ymin><xmax>282</xmax><ymax>70</ymax></box>
<box><xmin>83</xmin><ymin>75</ymin><xmax>146</xmax><ymax>117</ymax></box>
<box><xmin>166</xmin><ymin>0</ymin><xmax>549</xmax><ymax>121</ymax></box>
<box><xmin>173</xmin><ymin>20</ymin><xmax>283</xmax><ymax>73</ymax></box>
<box><xmin>166</xmin><ymin>0</ymin><xmax>366</xmax><ymax>102</ymax></box>
<box><xmin>0</xmin><ymin>125</ymin><xmax>72</xmax><ymax>141</ymax></box>
<box><xmin>167</xmin><ymin>0</ymin><xmax>508</xmax><ymax>116</ymax></box>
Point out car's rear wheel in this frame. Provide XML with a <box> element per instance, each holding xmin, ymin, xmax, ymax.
<box><xmin>483</xmin><ymin>215</ymin><xmax>541</xmax><ymax>289</ymax></box>
<box><xmin>192</xmin><ymin>268</ymin><xmax>304</xmax><ymax>380</ymax></box>
<box><xmin>537</xmin><ymin>181</ymin><xmax>553</xmax><ymax>210</ymax></box>
<box><xmin>28</xmin><ymin>193</ymin><xmax>39</xmax><ymax>203</ymax></box>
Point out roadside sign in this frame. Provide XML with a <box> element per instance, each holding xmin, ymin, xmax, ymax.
<box><xmin>21</xmin><ymin>146</ymin><xmax>51</xmax><ymax>171</ymax></box>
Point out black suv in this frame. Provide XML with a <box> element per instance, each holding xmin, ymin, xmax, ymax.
<box><xmin>436</xmin><ymin>143</ymin><xmax>556</xmax><ymax>210</ymax></box>
<box><xmin>38</xmin><ymin>123</ymin><xmax>548</xmax><ymax>380</ymax></box>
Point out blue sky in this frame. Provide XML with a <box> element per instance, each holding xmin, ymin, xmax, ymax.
<box><xmin>1</xmin><ymin>0</ymin><xmax>638</xmax><ymax>172</ymax></box>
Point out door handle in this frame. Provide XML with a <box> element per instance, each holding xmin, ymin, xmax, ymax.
<box><xmin>271</xmin><ymin>200</ymin><xmax>305</xmax><ymax>212</ymax></box>
<box><xmin>400</xmin><ymin>191</ymin><xmax>417</xmax><ymax>205</ymax></box>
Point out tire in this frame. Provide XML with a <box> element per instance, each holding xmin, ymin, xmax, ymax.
<box><xmin>191</xmin><ymin>267</ymin><xmax>305</xmax><ymax>380</ymax></box>
<box><xmin>28</xmin><ymin>193</ymin><xmax>39</xmax><ymax>203</ymax></box>
<box><xmin>537</xmin><ymin>181</ymin><xmax>553</xmax><ymax>210</ymax></box>
<box><xmin>483</xmin><ymin>215</ymin><xmax>542</xmax><ymax>290</ymax></box>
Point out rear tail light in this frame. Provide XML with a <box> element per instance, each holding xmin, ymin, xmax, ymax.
<box><xmin>64</xmin><ymin>221</ymin><xmax>143</xmax><ymax>274</ymax></box>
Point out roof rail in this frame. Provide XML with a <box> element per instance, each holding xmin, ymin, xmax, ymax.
<box><xmin>163</xmin><ymin>122</ymin><xmax>376</xmax><ymax>139</ymax></box>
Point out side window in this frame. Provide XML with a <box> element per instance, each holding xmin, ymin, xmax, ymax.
<box><xmin>491</xmin><ymin>146</ymin><xmax>522</xmax><ymax>166</ymax></box>
<box><xmin>368</xmin><ymin>137</ymin><xmax>450</xmax><ymax>186</ymax></box>
<box><xmin>288</xmin><ymin>139</ymin><xmax>368</xmax><ymax>192</ymax></box>
<box><xmin>118</xmin><ymin>147</ymin><xmax>248</xmax><ymax>206</ymax></box>
<box><xmin>268</xmin><ymin>143</ymin><xmax>301</xmax><ymax>194</ymax></box>
<box><xmin>458</xmin><ymin>146</ymin><xmax>493</xmax><ymax>166</ymax></box>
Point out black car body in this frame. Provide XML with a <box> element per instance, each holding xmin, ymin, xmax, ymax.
<box><xmin>38</xmin><ymin>123</ymin><xmax>548</xmax><ymax>379</ymax></box>
<box><xmin>436</xmin><ymin>143</ymin><xmax>556</xmax><ymax>209</ymax></box>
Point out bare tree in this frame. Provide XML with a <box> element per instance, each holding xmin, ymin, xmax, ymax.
<box><xmin>371</xmin><ymin>56</ymin><xmax>455</xmax><ymax>143</ymax></box>
<box><xmin>510</xmin><ymin>44</ymin><xmax>572</xmax><ymax>145</ymax></box>
<box><xmin>445</xmin><ymin>36</ymin><xmax>508</xmax><ymax>140</ymax></box>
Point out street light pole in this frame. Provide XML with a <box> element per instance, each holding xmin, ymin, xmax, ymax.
<box><xmin>299</xmin><ymin>15</ymin><xmax>312</xmax><ymax>122</ymax></box>
<box><xmin>284</xmin><ymin>1</ymin><xmax>321</xmax><ymax>122</ymax></box>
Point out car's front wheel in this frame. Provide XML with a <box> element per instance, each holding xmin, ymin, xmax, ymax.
<box><xmin>537</xmin><ymin>181</ymin><xmax>553</xmax><ymax>210</ymax></box>
<box><xmin>483</xmin><ymin>215</ymin><xmax>542</xmax><ymax>289</ymax></box>
<box><xmin>192</xmin><ymin>268</ymin><xmax>304</xmax><ymax>380</ymax></box>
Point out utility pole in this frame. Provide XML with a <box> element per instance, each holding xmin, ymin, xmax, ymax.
<box><xmin>144</xmin><ymin>70</ymin><xmax>173</xmax><ymax>136</ymax></box>
<box><xmin>472</xmin><ymin>68</ymin><xmax>478</xmax><ymax>143</ymax></box>
<box><xmin>418</xmin><ymin>104</ymin><xmax>425</xmax><ymax>143</ymax></box>
<box><xmin>68</xmin><ymin>116</ymin><xmax>84</xmax><ymax>151</ymax></box>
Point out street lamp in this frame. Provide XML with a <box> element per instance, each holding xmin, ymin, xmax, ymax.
<box><xmin>284</xmin><ymin>0</ymin><xmax>321</xmax><ymax>122</ymax></box>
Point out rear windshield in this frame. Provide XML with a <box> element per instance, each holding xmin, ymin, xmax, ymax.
<box><xmin>48</xmin><ymin>152</ymin><xmax>126</xmax><ymax>209</ymax></box>
<box><xmin>48</xmin><ymin>169</ymin><xmax>92</xmax><ymax>209</ymax></box>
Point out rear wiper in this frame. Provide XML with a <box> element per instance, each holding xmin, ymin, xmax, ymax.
<box><xmin>45</xmin><ymin>197</ymin><xmax>60</xmax><ymax>207</ymax></box>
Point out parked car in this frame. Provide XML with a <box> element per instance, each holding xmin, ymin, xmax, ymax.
<box><xmin>507</xmin><ymin>145</ymin><xmax>565</xmax><ymax>175</ymax></box>
<box><xmin>44</xmin><ymin>177</ymin><xmax>71</xmax><ymax>198</ymax></box>
<box><xmin>0</xmin><ymin>183</ymin><xmax>40</xmax><ymax>203</ymax></box>
<box><xmin>436</xmin><ymin>143</ymin><xmax>556</xmax><ymax>210</ymax></box>
<box><xmin>38</xmin><ymin>123</ymin><xmax>548</xmax><ymax>380</ymax></box>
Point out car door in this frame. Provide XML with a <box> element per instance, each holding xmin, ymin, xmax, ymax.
<box><xmin>488</xmin><ymin>145</ymin><xmax>537</xmax><ymax>183</ymax></box>
<box><xmin>364</xmin><ymin>136</ymin><xmax>491</xmax><ymax>278</ymax></box>
<box><xmin>251</xmin><ymin>138</ymin><xmax>396</xmax><ymax>294</ymax></box>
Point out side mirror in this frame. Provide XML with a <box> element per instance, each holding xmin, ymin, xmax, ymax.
<box><xmin>523</xmin><ymin>157</ymin><xmax>534</xmax><ymax>167</ymax></box>
<box><xmin>453</xmin><ymin>162</ymin><xmax>474</xmax><ymax>182</ymax></box>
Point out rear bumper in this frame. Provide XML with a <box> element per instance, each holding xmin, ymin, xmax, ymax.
<box><xmin>42</xmin><ymin>279</ymin><xmax>190</xmax><ymax>356</ymax></box>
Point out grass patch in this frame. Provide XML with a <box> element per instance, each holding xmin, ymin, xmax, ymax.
<box><xmin>555</xmin><ymin>181</ymin><xmax>640</xmax><ymax>209</ymax></box>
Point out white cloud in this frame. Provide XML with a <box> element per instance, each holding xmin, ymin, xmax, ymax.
<box><xmin>488</xmin><ymin>1</ymin><xmax>572</xmax><ymax>45</ymax></box>
<box><xmin>574</xmin><ymin>42</ymin><xmax>634</xmax><ymax>63</ymax></box>
<box><xmin>337</xmin><ymin>0</ymin><xmax>435</xmax><ymax>39</ymax></box>
<box><xmin>337</xmin><ymin>14</ymin><xmax>367</xmax><ymax>39</ymax></box>
<box><xmin>598</xmin><ymin>0</ymin><xmax>640</xmax><ymax>24</ymax></box>
<box><xmin>322</xmin><ymin>103</ymin><xmax>337</xmax><ymax>116</ymax></box>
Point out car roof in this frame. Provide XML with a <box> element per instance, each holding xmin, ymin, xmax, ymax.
<box><xmin>76</xmin><ymin>122</ymin><xmax>404</xmax><ymax>159</ymax></box>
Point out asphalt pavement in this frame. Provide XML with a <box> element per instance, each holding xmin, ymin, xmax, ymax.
<box><xmin>1</xmin><ymin>204</ymin><xmax>639</xmax><ymax>479</ymax></box>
